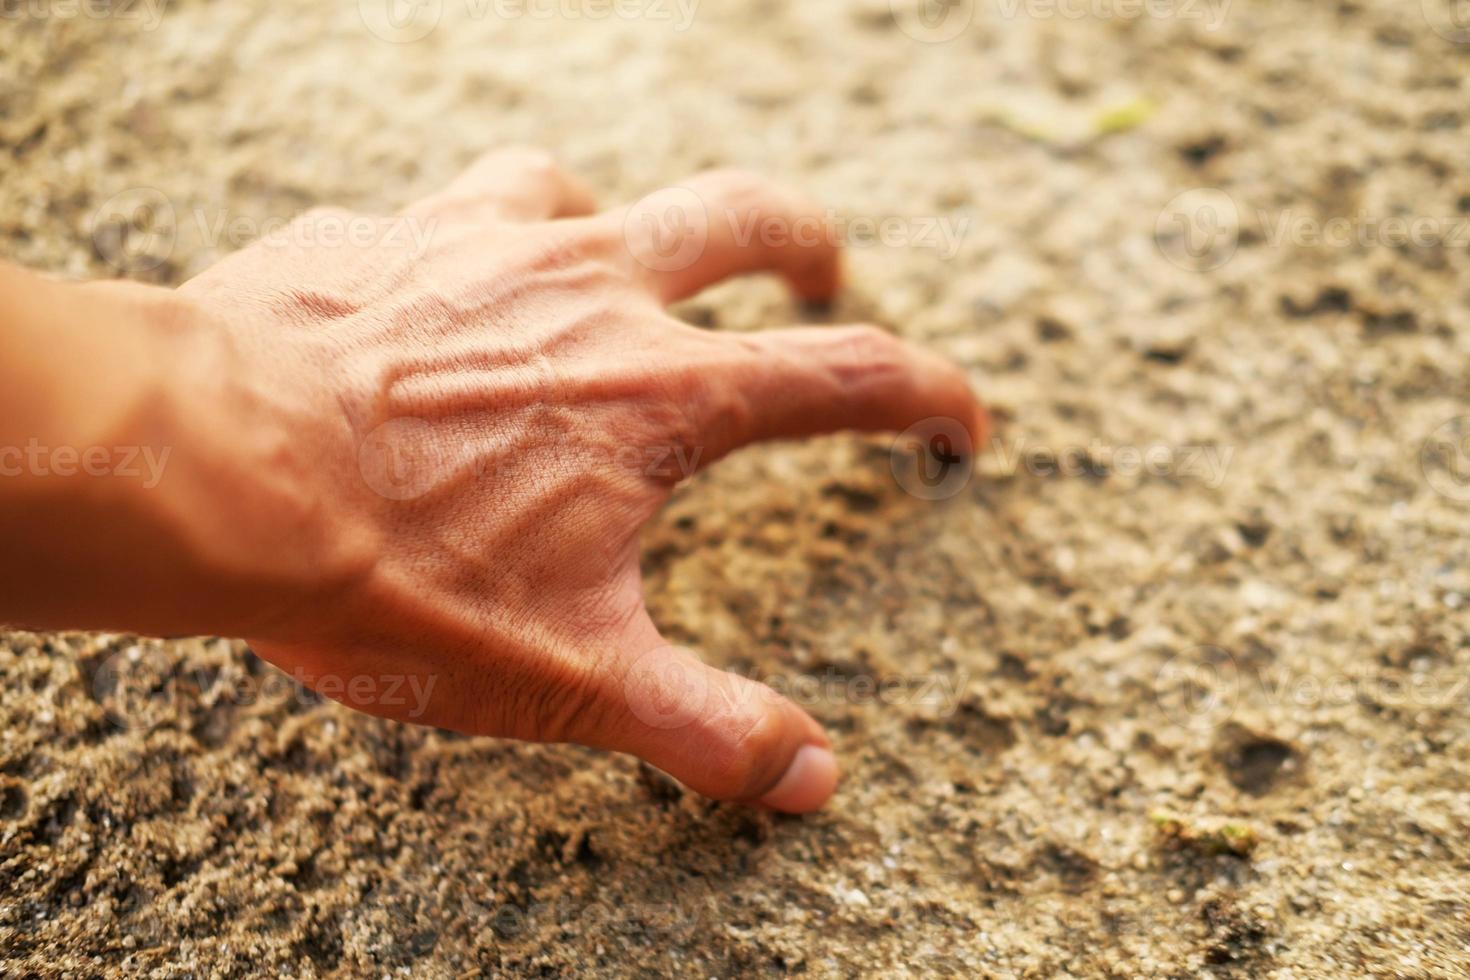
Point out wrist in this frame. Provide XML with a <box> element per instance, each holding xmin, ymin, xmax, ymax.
<box><xmin>0</xmin><ymin>269</ymin><xmax>372</xmax><ymax>639</ymax></box>
<box><xmin>0</xmin><ymin>274</ymin><xmax>219</xmax><ymax>633</ymax></box>
<box><xmin>126</xmin><ymin>285</ymin><xmax>377</xmax><ymax>641</ymax></box>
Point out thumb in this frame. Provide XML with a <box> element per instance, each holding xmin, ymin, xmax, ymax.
<box><xmin>589</xmin><ymin>625</ymin><xmax>838</xmax><ymax>813</ymax></box>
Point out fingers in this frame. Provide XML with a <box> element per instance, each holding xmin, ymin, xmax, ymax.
<box><xmin>570</xmin><ymin>619</ymin><xmax>838</xmax><ymax>813</ymax></box>
<box><xmin>689</xmin><ymin>324</ymin><xmax>989</xmax><ymax>460</ymax></box>
<box><xmin>612</xmin><ymin>169</ymin><xmax>842</xmax><ymax>305</ymax></box>
<box><xmin>404</xmin><ymin>146</ymin><xmax>597</xmax><ymax>223</ymax></box>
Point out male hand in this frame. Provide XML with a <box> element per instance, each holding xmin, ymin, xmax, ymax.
<box><xmin>163</xmin><ymin>148</ymin><xmax>987</xmax><ymax>812</ymax></box>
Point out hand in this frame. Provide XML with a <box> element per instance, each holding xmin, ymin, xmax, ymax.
<box><xmin>171</xmin><ymin>147</ymin><xmax>988</xmax><ymax>813</ymax></box>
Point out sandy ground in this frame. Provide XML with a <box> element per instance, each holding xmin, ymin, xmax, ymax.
<box><xmin>4</xmin><ymin>0</ymin><xmax>1470</xmax><ymax>975</ymax></box>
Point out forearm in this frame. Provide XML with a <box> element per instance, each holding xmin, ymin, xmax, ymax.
<box><xmin>0</xmin><ymin>262</ymin><xmax>363</xmax><ymax>639</ymax></box>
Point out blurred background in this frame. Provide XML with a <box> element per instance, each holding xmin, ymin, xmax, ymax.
<box><xmin>3</xmin><ymin>1</ymin><xmax>1469</xmax><ymax>974</ymax></box>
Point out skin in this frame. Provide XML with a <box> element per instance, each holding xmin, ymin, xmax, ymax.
<box><xmin>0</xmin><ymin>148</ymin><xmax>987</xmax><ymax>813</ymax></box>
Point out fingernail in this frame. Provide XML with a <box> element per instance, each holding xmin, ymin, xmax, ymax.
<box><xmin>758</xmin><ymin>744</ymin><xmax>838</xmax><ymax>814</ymax></box>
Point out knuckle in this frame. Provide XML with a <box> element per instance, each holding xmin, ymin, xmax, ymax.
<box><xmin>633</xmin><ymin>378</ymin><xmax>704</xmax><ymax>464</ymax></box>
<box><xmin>700</xmin><ymin>371</ymin><xmax>754</xmax><ymax>441</ymax></box>
<box><xmin>689</xmin><ymin>168</ymin><xmax>776</xmax><ymax>211</ymax></box>
<box><xmin>561</xmin><ymin>216</ymin><xmax>624</xmax><ymax>262</ymax></box>
<box><xmin>508</xmin><ymin>225</ymin><xmax>615</xmax><ymax>278</ymax></box>
<box><xmin>841</xmin><ymin>324</ymin><xmax>905</xmax><ymax>359</ymax></box>
<box><xmin>467</xmin><ymin>147</ymin><xmax>566</xmax><ymax>201</ymax></box>
<box><xmin>664</xmin><ymin>359</ymin><xmax>752</xmax><ymax>465</ymax></box>
<box><xmin>493</xmin><ymin>145</ymin><xmax>561</xmax><ymax>176</ymax></box>
<box><xmin>705</xmin><ymin>701</ymin><xmax>787</xmax><ymax>800</ymax></box>
<box><xmin>826</xmin><ymin>325</ymin><xmax>909</xmax><ymax>381</ymax></box>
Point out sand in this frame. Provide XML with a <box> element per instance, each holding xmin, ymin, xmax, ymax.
<box><xmin>3</xmin><ymin>0</ymin><xmax>1470</xmax><ymax>975</ymax></box>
